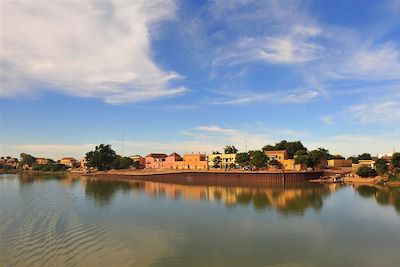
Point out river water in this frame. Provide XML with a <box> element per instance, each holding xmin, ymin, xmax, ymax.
<box><xmin>0</xmin><ymin>173</ymin><xmax>399</xmax><ymax>267</ymax></box>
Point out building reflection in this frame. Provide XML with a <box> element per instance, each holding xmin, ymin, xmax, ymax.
<box><xmin>83</xmin><ymin>177</ymin><xmax>344</xmax><ymax>215</ymax></box>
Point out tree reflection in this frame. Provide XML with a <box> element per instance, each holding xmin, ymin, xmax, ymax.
<box><xmin>354</xmin><ymin>185</ymin><xmax>400</xmax><ymax>214</ymax></box>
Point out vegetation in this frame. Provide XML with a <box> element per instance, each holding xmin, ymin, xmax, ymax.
<box><xmin>32</xmin><ymin>163</ymin><xmax>68</xmax><ymax>172</ymax></box>
<box><xmin>86</xmin><ymin>144</ymin><xmax>117</xmax><ymax>171</ymax></box>
<box><xmin>213</xmin><ymin>156</ymin><xmax>222</xmax><ymax>168</ymax></box>
<box><xmin>392</xmin><ymin>153</ymin><xmax>400</xmax><ymax>169</ymax></box>
<box><xmin>112</xmin><ymin>156</ymin><xmax>134</xmax><ymax>170</ymax></box>
<box><xmin>224</xmin><ymin>145</ymin><xmax>238</xmax><ymax>154</ymax></box>
<box><xmin>236</xmin><ymin>152</ymin><xmax>250</xmax><ymax>167</ymax></box>
<box><xmin>262</xmin><ymin>140</ymin><xmax>307</xmax><ymax>159</ymax></box>
<box><xmin>20</xmin><ymin>153</ymin><xmax>36</xmax><ymax>166</ymax></box>
<box><xmin>249</xmin><ymin>150</ymin><xmax>268</xmax><ymax>169</ymax></box>
<box><xmin>348</xmin><ymin>153</ymin><xmax>372</xmax><ymax>164</ymax></box>
<box><xmin>356</xmin><ymin>166</ymin><xmax>377</xmax><ymax>178</ymax></box>
<box><xmin>375</xmin><ymin>159</ymin><xmax>388</xmax><ymax>176</ymax></box>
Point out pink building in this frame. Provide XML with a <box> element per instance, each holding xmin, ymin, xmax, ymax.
<box><xmin>145</xmin><ymin>153</ymin><xmax>184</xmax><ymax>169</ymax></box>
<box><xmin>145</xmin><ymin>153</ymin><xmax>168</xmax><ymax>169</ymax></box>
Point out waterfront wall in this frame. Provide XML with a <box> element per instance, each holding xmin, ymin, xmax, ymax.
<box><xmin>90</xmin><ymin>171</ymin><xmax>323</xmax><ymax>187</ymax></box>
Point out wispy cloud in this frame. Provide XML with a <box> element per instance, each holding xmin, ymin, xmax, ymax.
<box><xmin>213</xmin><ymin>25</ymin><xmax>322</xmax><ymax>66</ymax></box>
<box><xmin>0</xmin><ymin>0</ymin><xmax>187</xmax><ymax>104</ymax></box>
<box><xmin>210</xmin><ymin>88</ymin><xmax>320</xmax><ymax>105</ymax></box>
<box><xmin>347</xmin><ymin>100</ymin><xmax>400</xmax><ymax>125</ymax></box>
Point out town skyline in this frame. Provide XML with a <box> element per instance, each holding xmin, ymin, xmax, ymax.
<box><xmin>1</xmin><ymin>1</ymin><xmax>400</xmax><ymax>159</ymax></box>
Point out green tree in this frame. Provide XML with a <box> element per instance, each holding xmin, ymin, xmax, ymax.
<box><xmin>213</xmin><ymin>156</ymin><xmax>222</xmax><ymax>168</ymax></box>
<box><xmin>261</xmin><ymin>145</ymin><xmax>274</xmax><ymax>152</ymax></box>
<box><xmin>250</xmin><ymin>150</ymin><xmax>268</xmax><ymax>169</ymax></box>
<box><xmin>392</xmin><ymin>153</ymin><xmax>400</xmax><ymax>168</ymax></box>
<box><xmin>307</xmin><ymin>149</ymin><xmax>326</xmax><ymax>168</ymax></box>
<box><xmin>358</xmin><ymin>153</ymin><xmax>372</xmax><ymax>160</ymax></box>
<box><xmin>224</xmin><ymin>145</ymin><xmax>238</xmax><ymax>154</ymax></box>
<box><xmin>20</xmin><ymin>153</ymin><xmax>36</xmax><ymax>167</ymax></box>
<box><xmin>329</xmin><ymin>154</ymin><xmax>345</xmax><ymax>160</ymax></box>
<box><xmin>86</xmin><ymin>144</ymin><xmax>117</xmax><ymax>171</ymax></box>
<box><xmin>294</xmin><ymin>155</ymin><xmax>308</xmax><ymax>166</ymax></box>
<box><xmin>375</xmin><ymin>159</ymin><xmax>388</xmax><ymax>176</ymax></box>
<box><xmin>348</xmin><ymin>156</ymin><xmax>359</xmax><ymax>164</ymax></box>
<box><xmin>357</xmin><ymin>166</ymin><xmax>377</xmax><ymax>178</ymax></box>
<box><xmin>268</xmin><ymin>159</ymin><xmax>280</xmax><ymax>168</ymax></box>
<box><xmin>236</xmin><ymin>152</ymin><xmax>250</xmax><ymax>167</ymax></box>
<box><xmin>212</xmin><ymin>151</ymin><xmax>221</xmax><ymax>154</ymax></box>
<box><xmin>113</xmin><ymin>156</ymin><xmax>134</xmax><ymax>169</ymax></box>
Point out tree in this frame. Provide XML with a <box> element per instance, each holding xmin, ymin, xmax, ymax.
<box><xmin>263</xmin><ymin>140</ymin><xmax>307</xmax><ymax>158</ymax></box>
<box><xmin>348</xmin><ymin>156</ymin><xmax>359</xmax><ymax>164</ymax></box>
<box><xmin>294</xmin><ymin>155</ymin><xmax>308</xmax><ymax>166</ymax></box>
<box><xmin>357</xmin><ymin>166</ymin><xmax>377</xmax><ymax>178</ymax></box>
<box><xmin>224</xmin><ymin>145</ymin><xmax>238</xmax><ymax>154</ymax></box>
<box><xmin>86</xmin><ymin>144</ymin><xmax>117</xmax><ymax>171</ymax></box>
<box><xmin>307</xmin><ymin>149</ymin><xmax>326</xmax><ymax>168</ymax></box>
<box><xmin>213</xmin><ymin>156</ymin><xmax>222</xmax><ymax>168</ymax></box>
<box><xmin>329</xmin><ymin>154</ymin><xmax>345</xmax><ymax>160</ymax></box>
<box><xmin>250</xmin><ymin>150</ymin><xmax>268</xmax><ymax>169</ymax></box>
<box><xmin>262</xmin><ymin>145</ymin><xmax>274</xmax><ymax>152</ymax></box>
<box><xmin>113</xmin><ymin>156</ymin><xmax>134</xmax><ymax>170</ymax></box>
<box><xmin>392</xmin><ymin>153</ymin><xmax>400</xmax><ymax>169</ymax></box>
<box><xmin>358</xmin><ymin>153</ymin><xmax>372</xmax><ymax>160</ymax></box>
<box><xmin>212</xmin><ymin>151</ymin><xmax>221</xmax><ymax>155</ymax></box>
<box><xmin>20</xmin><ymin>153</ymin><xmax>36</xmax><ymax>167</ymax></box>
<box><xmin>236</xmin><ymin>152</ymin><xmax>250</xmax><ymax>167</ymax></box>
<box><xmin>375</xmin><ymin>159</ymin><xmax>388</xmax><ymax>176</ymax></box>
<box><xmin>268</xmin><ymin>159</ymin><xmax>280</xmax><ymax>168</ymax></box>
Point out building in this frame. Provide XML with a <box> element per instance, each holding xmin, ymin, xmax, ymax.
<box><xmin>265</xmin><ymin>150</ymin><xmax>288</xmax><ymax>161</ymax></box>
<box><xmin>5</xmin><ymin>158</ymin><xmax>18</xmax><ymax>168</ymax></box>
<box><xmin>164</xmin><ymin>153</ymin><xmax>183</xmax><ymax>169</ymax></box>
<box><xmin>80</xmin><ymin>157</ymin><xmax>88</xmax><ymax>171</ymax></box>
<box><xmin>327</xmin><ymin>159</ymin><xmax>352</xmax><ymax>168</ymax></box>
<box><xmin>59</xmin><ymin>157</ymin><xmax>77</xmax><ymax>167</ymax></box>
<box><xmin>129</xmin><ymin>155</ymin><xmax>145</xmax><ymax>169</ymax></box>
<box><xmin>36</xmin><ymin>157</ymin><xmax>50</xmax><ymax>165</ymax></box>
<box><xmin>208</xmin><ymin>153</ymin><xmax>237</xmax><ymax>170</ymax></box>
<box><xmin>145</xmin><ymin>153</ymin><xmax>168</xmax><ymax>169</ymax></box>
<box><xmin>352</xmin><ymin>159</ymin><xmax>375</xmax><ymax>170</ymax></box>
<box><xmin>180</xmin><ymin>153</ymin><xmax>208</xmax><ymax>170</ymax></box>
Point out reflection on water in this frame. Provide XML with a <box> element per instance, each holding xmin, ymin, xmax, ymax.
<box><xmin>1</xmin><ymin>174</ymin><xmax>400</xmax><ymax>267</ymax></box>
<box><xmin>83</xmin><ymin>178</ymin><xmax>335</xmax><ymax>215</ymax></box>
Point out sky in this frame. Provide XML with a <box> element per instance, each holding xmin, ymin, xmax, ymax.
<box><xmin>1</xmin><ymin>0</ymin><xmax>400</xmax><ymax>160</ymax></box>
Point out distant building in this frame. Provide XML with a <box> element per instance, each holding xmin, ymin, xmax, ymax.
<box><xmin>264</xmin><ymin>150</ymin><xmax>304</xmax><ymax>171</ymax></box>
<box><xmin>145</xmin><ymin>153</ymin><xmax>168</xmax><ymax>169</ymax></box>
<box><xmin>36</xmin><ymin>157</ymin><xmax>50</xmax><ymax>165</ymax></box>
<box><xmin>129</xmin><ymin>155</ymin><xmax>145</xmax><ymax>169</ymax></box>
<box><xmin>353</xmin><ymin>159</ymin><xmax>375</xmax><ymax>170</ymax></box>
<box><xmin>180</xmin><ymin>153</ymin><xmax>208</xmax><ymax>170</ymax></box>
<box><xmin>328</xmin><ymin>159</ymin><xmax>352</xmax><ymax>168</ymax></box>
<box><xmin>208</xmin><ymin>153</ymin><xmax>237</xmax><ymax>170</ymax></box>
<box><xmin>5</xmin><ymin>158</ymin><xmax>18</xmax><ymax>168</ymax></box>
<box><xmin>59</xmin><ymin>157</ymin><xmax>77</xmax><ymax>167</ymax></box>
<box><xmin>80</xmin><ymin>157</ymin><xmax>88</xmax><ymax>170</ymax></box>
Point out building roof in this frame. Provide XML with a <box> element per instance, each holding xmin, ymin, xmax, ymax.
<box><xmin>168</xmin><ymin>152</ymin><xmax>182</xmax><ymax>157</ymax></box>
<box><xmin>36</xmin><ymin>157</ymin><xmax>47</xmax><ymax>160</ymax></box>
<box><xmin>145</xmin><ymin>153</ymin><xmax>168</xmax><ymax>159</ymax></box>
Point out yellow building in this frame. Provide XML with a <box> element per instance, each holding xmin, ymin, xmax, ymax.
<box><xmin>327</xmin><ymin>159</ymin><xmax>352</xmax><ymax>168</ymax></box>
<box><xmin>264</xmin><ymin>150</ymin><xmax>304</xmax><ymax>171</ymax></box>
<box><xmin>208</xmin><ymin>153</ymin><xmax>237</xmax><ymax>169</ymax></box>
<box><xmin>59</xmin><ymin>157</ymin><xmax>77</xmax><ymax>167</ymax></box>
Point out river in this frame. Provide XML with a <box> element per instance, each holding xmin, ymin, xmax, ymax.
<box><xmin>0</xmin><ymin>173</ymin><xmax>399</xmax><ymax>266</ymax></box>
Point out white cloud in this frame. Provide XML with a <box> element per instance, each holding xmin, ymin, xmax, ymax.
<box><xmin>213</xmin><ymin>25</ymin><xmax>322</xmax><ymax>66</ymax></box>
<box><xmin>8</xmin><ymin>144</ymin><xmax>96</xmax><ymax>159</ymax></box>
<box><xmin>331</xmin><ymin>42</ymin><xmax>400</xmax><ymax>80</ymax></box>
<box><xmin>0</xmin><ymin>0</ymin><xmax>187</xmax><ymax>103</ymax></box>
<box><xmin>210</xmin><ymin>88</ymin><xmax>320</xmax><ymax>105</ymax></box>
<box><xmin>196</xmin><ymin>125</ymin><xmax>239</xmax><ymax>135</ymax></box>
<box><xmin>321</xmin><ymin>115</ymin><xmax>333</xmax><ymax>125</ymax></box>
<box><xmin>308</xmin><ymin>133</ymin><xmax>400</xmax><ymax>157</ymax></box>
<box><xmin>347</xmin><ymin>100</ymin><xmax>400</xmax><ymax>125</ymax></box>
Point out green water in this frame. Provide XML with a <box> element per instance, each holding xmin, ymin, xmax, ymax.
<box><xmin>0</xmin><ymin>174</ymin><xmax>399</xmax><ymax>267</ymax></box>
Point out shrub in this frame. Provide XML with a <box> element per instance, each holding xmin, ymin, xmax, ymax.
<box><xmin>357</xmin><ymin>166</ymin><xmax>377</xmax><ymax>178</ymax></box>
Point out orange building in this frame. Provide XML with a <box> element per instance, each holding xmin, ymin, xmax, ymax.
<box><xmin>327</xmin><ymin>159</ymin><xmax>352</xmax><ymax>168</ymax></box>
<box><xmin>264</xmin><ymin>150</ymin><xmax>305</xmax><ymax>171</ymax></box>
<box><xmin>145</xmin><ymin>153</ymin><xmax>168</xmax><ymax>169</ymax></box>
<box><xmin>180</xmin><ymin>153</ymin><xmax>208</xmax><ymax>170</ymax></box>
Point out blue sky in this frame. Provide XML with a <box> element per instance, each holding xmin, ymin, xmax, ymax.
<box><xmin>1</xmin><ymin>0</ymin><xmax>400</xmax><ymax>159</ymax></box>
